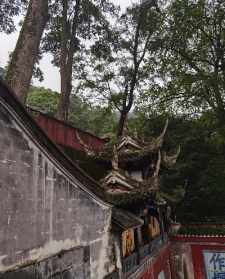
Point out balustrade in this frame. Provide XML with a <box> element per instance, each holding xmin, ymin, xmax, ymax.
<box><xmin>139</xmin><ymin>243</ymin><xmax>150</xmax><ymax>261</ymax></box>
<box><xmin>122</xmin><ymin>234</ymin><xmax>168</xmax><ymax>276</ymax></box>
<box><xmin>122</xmin><ymin>252</ymin><xmax>138</xmax><ymax>275</ymax></box>
<box><xmin>150</xmin><ymin>235</ymin><xmax>163</xmax><ymax>254</ymax></box>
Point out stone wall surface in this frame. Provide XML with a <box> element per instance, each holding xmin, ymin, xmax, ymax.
<box><xmin>0</xmin><ymin>98</ymin><xmax>112</xmax><ymax>279</ymax></box>
<box><xmin>1</xmin><ymin>246</ymin><xmax>90</xmax><ymax>279</ymax></box>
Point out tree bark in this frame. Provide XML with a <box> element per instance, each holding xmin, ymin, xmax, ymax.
<box><xmin>117</xmin><ymin>111</ymin><xmax>128</xmax><ymax>138</ymax></box>
<box><xmin>57</xmin><ymin>53</ymin><xmax>73</xmax><ymax>121</ymax></box>
<box><xmin>56</xmin><ymin>0</ymin><xmax>80</xmax><ymax>122</ymax></box>
<box><xmin>116</xmin><ymin>8</ymin><xmax>147</xmax><ymax>138</ymax></box>
<box><xmin>5</xmin><ymin>0</ymin><xmax>48</xmax><ymax>103</ymax></box>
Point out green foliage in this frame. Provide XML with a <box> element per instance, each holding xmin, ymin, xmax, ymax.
<box><xmin>42</xmin><ymin>0</ymin><xmax>117</xmax><ymax>67</ymax></box>
<box><xmin>27</xmin><ymin>86</ymin><xmax>117</xmax><ymax>136</ymax></box>
<box><xmin>78</xmin><ymin>2</ymin><xmax>164</xmax><ymax>115</ymax></box>
<box><xmin>147</xmin><ymin>0</ymin><xmax>225</xmax><ymax>129</ymax></box>
<box><xmin>0</xmin><ymin>0</ymin><xmax>27</xmax><ymax>33</ymax></box>
<box><xmin>27</xmin><ymin>87</ymin><xmax>59</xmax><ymax>115</ymax></box>
<box><xmin>130</xmin><ymin>110</ymin><xmax>225</xmax><ymax>222</ymax></box>
<box><xmin>68</xmin><ymin>94</ymin><xmax>117</xmax><ymax>136</ymax></box>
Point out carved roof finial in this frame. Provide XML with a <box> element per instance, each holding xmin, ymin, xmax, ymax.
<box><xmin>163</xmin><ymin>146</ymin><xmax>181</xmax><ymax>168</ymax></box>
<box><xmin>153</xmin><ymin>119</ymin><xmax>169</xmax><ymax>149</ymax></box>
<box><xmin>153</xmin><ymin>150</ymin><xmax>162</xmax><ymax>177</ymax></box>
<box><xmin>112</xmin><ymin>145</ymin><xmax>119</xmax><ymax>171</ymax></box>
<box><xmin>159</xmin><ymin>119</ymin><xmax>169</xmax><ymax>141</ymax></box>
<box><xmin>76</xmin><ymin>130</ymin><xmax>95</xmax><ymax>156</ymax></box>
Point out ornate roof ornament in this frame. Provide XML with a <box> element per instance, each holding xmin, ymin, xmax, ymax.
<box><xmin>159</xmin><ymin>119</ymin><xmax>169</xmax><ymax>144</ymax></box>
<box><xmin>117</xmin><ymin>135</ymin><xmax>142</xmax><ymax>153</ymax></box>
<box><xmin>112</xmin><ymin>145</ymin><xmax>119</xmax><ymax>171</ymax></box>
<box><xmin>117</xmin><ymin>121</ymin><xmax>142</xmax><ymax>153</ymax></box>
<box><xmin>101</xmin><ymin>170</ymin><xmax>136</xmax><ymax>194</ymax></box>
<box><xmin>75</xmin><ymin>130</ymin><xmax>96</xmax><ymax>156</ymax></box>
<box><xmin>153</xmin><ymin>150</ymin><xmax>162</xmax><ymax>177</ymax></box>
<box><xmin>144</xmin><ymin>119</ymin><xmax>169</xmax><ymax>151</ymax></box>
<box><xmin>162</xmin><ymin>146</ymin><xmax>181</xmax><ymax>168</ymax></box>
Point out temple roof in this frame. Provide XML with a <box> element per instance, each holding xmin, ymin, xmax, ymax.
<box><xmin>105</xmin><ymin>177</ymin><xmax>159</xmax><ymax>206</ymax></box>
<box><xmin>112</xmin><ymin>208</ymin><xmax>144</xmax><ymax>230</ymax></box>
<box><xmin>101</xmin><ymin>170</ymin><xmax>138</xmax><ymax>194</ymax></box>
<box><xmin>162</xmin><ymin>146</ymin><xmax>181</xmax><ymax>169</ymax></box>
<box><xmin>76</xmin><ymin>120</ymin><xmax>169</xmax><ymax>165</ymax></box>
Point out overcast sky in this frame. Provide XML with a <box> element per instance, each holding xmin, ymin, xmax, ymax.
<box><xmin>0</xmin><ymin>0</ymin><xmax>137</xmax><ymax>92</ymax></box>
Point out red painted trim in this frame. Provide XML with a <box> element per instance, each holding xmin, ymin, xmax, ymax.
<box><xmin>170</xmin><ymin>235</ymin><xmax>225</xmax><ymax>243</ymax></box>
<box><xmin>32</xmin><ymin>112</ymin><xmax>105</xmax><ymax>152</ymax></box>
<box><xmin>137</xmin><ymin>244</ymin><xmax>172</xmax><ymax>279</ymax></box>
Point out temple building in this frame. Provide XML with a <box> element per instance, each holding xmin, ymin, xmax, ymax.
<box><xmin>76</xmin><ymin>120</ymin><xmax>180</xmax><ymax>278</ymax></box>
<box><xmin>0</xmin><ymin>80</ymin><xmax>181</xmax><ymax>279</ymax></box>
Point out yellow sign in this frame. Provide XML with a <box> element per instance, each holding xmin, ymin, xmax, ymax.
<box><xmin>149</xmin><ymin>216</ymin><xmax>160</xmax><ymax>238</ymax></box>
<box><xmin>122</xmin><ymin>229</ymin><xmax>135</xmax><ymax>258</ymax></box>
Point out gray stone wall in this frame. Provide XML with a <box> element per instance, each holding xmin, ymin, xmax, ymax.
<box><xmin>1</xmin><ymin>246</ymin><xmax>90</xmax><ymax>279</ymax></box>
<box><xmin>0</xmin><ymin>100</ymin><xmax>113</xmax><ymax>279</ymax></box>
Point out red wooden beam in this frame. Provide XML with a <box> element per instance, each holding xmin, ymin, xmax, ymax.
<box><xmin>28</xmin><ymin>109</ymin><xmax>105</xmax><ymax>152</ymax></box>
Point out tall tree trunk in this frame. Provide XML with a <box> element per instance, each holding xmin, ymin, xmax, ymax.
<box><xmin>57</xmin><ymin>66</ymin><xmax>72</xmax><ymax>121</ymax></box>
<box><xmin>117</xmin><ymin>111</ymin><xmax>128</xmax><ymax>138</ymax></box>
<box><xmin>56</xmin><ymin>0</ymin><xmax>80</xmax><ymax>122</ymax></box>
<box><xmin>5</xmin><ymin>0</ymin><xmax>48</xmax><ymax>103</ymax></box>
<box><xmin>57</xmin><ymin>49</ymin><xmax>73</xmax><ymax>121</ymax></box>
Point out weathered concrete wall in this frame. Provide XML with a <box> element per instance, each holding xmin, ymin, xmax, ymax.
<box><xmin>0</xmin><ymin>99</ymin><xmax>113</xmax><ymax>278</ymax></box>
<box><xmin>1</xmin><ymin>246</ymin><xmax>90</xmax><ymax>279</ymax></box>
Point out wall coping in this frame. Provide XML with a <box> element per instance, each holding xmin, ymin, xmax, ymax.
<box><xmin>170</xmin><ymin>235</ymin><xmax>225</xmax><ymax>243</ymax></box>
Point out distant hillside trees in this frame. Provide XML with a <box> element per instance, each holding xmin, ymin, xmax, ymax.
<box><xmin>27</xmin><ymin>86</ymin><xmax>117</xmax><ymax>136</ymax></box>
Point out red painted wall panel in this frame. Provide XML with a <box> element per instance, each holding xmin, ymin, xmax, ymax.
<box><xmin>33</xmin><ymin>113</ymin><xmax>105</xmax><ymax>152</ymax></box>
<box><xmin>138</xmin><ymin>245</ymin><xmax>172</xmax><ymax>279</ymax></box>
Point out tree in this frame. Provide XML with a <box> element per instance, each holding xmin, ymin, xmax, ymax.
<box><xmin>0</xmin><ymin>0</ymin><xmax>27</xmax><ymax>34</ymax></box>
<box><xmin>129</xmin><ymin>109</ymin><xmax>225</xmax><ymax>222</ymax></box>
<box><xmin>153</xmin><ymin>0</ymin><xmax>225</xmax><ymax>134</ymax></box>
<box><xmin>27</xmin><ymin>86</ymin><xmax>117</xmax><ymax>136</ymax></box>
<box><xmin>27</xmin><ymin>86</ymin><xmax>59</xmax><ymax>115</ymax></box>
<box><xmin>5</xmin><ymin>0</ymin><xmax>49</xmax><ymax>103</ymax></box>
<box><xmin>79</xmin><ymin>1</ymin><xmax>163</xmax><ymax>137</ymax></box>
<box><xmin>0</xmin><ymin>67</ymin><xmax>5</xmax><ymax>79</ymax></box>
<box><xmin>42</xmin><ymin>0</ymin><xmax>116</xmax><ymax>121</ymax></box>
